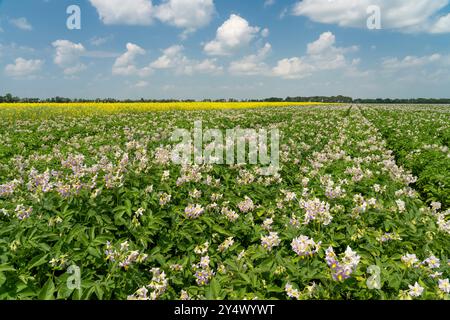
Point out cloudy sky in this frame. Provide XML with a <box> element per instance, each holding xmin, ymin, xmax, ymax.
<box><xmin>1</xmin><ymin>0</ymin><xmax>450</xmax><ymax>99</ymax></box>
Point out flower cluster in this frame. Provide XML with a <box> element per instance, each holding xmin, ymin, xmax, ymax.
<box><xmin>105</xmin><ymin>241</ymin><xmax>148</xmax><ymax>270</ymax></box>
<box><xmin>221</xmin><ymin>206</ymin><xmax>239</xmax><ymax>222</ymax></box>
<box><xmin>285</xmin><ymin>283</ymin><xmax>301</xmax><ymax>300</ymax></box>
<box><xmin>377</xmin><ymin>232</ymin><xmax>402</xmax><ymax>243</ymax></box>
<box><xmin>184</xmin><ymin>204</ymin><xmax>204</xmax><ymax>219</ymax></box>
<box><xmin>433</xmin><ymin>207</ymin><xmax>450</xmax><ymax>235</ymax></box>
<box><xmin>0</xmin><ymin>179</ymin><xmax>21</xmax><ymax>198</ymax></box>
<box><xmin>325</xmin><ymin>246</ymin><xmax>361</xmax><ymax>281</ymax></box>
<box><xmin>15</xmin><ymin>205</ymin><xmax>33</xmax><ymax>220</ymax></box>
<box><xmin>320</xmin><ymin>176</ymin><xmax>346</xmax><ymax>199</ymax></box>
<box><xmin>180</xmin><ymin>290</ymin><xmax>190</xmax><ymax>300</ymax></box>
<box><xmin>300</xmin><ymin>198</ymin><xmax>333</xmax><ymax>226</ymax></box>
<box><xmin>1</xmin><ymin>208</ymin><xmax>9</xmax><ymax>217</ymax></box>
<box><xmin>192</xmin><ymin>255</ymin><xmax>215</xmax><ymax>286</ymax></box>
<box><xmin>402</xmin><ymin>253</ymin><xmax>442</xmax><ymax>271</ymax></box>
<box><xmin>148</xmin><ymin>268</ymin><xmax>169</xmax><ymax>299</ymax></box>
<box><xmin>289</xmin><ymin>215</ymin><xmax>301</xmax><ymax>228</ymax></box>
<box><xmin>159</xmin><ymin>192</ymin><xmax>172</xmax><ymax>206</ymax></box>
<box><xmin>189</xmin><ymin>188</ymin><xmax>202</xmax><ymax>199</ymax></box>
<box><xmin>262</xmin><ymin>218</ymin><xmax>273</xmax><ymax>231</ymax></box>
<box><xmin>436</xmin><ymin>212</ymin><xmax>450</xmax><ymax>235</ymax></box>
<box><xmin>401</xmin><ymin>253</ymin><xmax>419</xmax><ymax>267</ymax></box>
<box><xmin>127</xmin><ymin>287</ymin><xmax>150</xmax><ymax>300</ymax></box>
<box><xmin>291</xmin><ymin>235</ymin><xmax>321</xmax><ymax>258</ymax></box>
<box><xmin>128</xmin><ymin>268</ymin><xmax>168</xmax><ymax>300</ymax></box>
<box><xmin>351</xmin><ymin>194</ymin><xmax>377</xmax><ymax>217</ymax></box>
<box><xmin>169</xmin><ymin>264</ymin><xmax>183</xmax><ymax>272</ymax></box>
<box><xmin>438</xmin><ymin>279</ymin><xmax>450</xmax><ymax>294</ymax></box>
<box><xmin>194</xmin><ymin>241</ymin><xmax>209</xmax><ymax>255</ymax></box>
<box><xmin>176</xmin><ymin>165</ymin><xmax>203</xmax><ymax>186</ymax></box>
<box><xmin>408</xmin><ymin>282</ymin><xmax>424</xmax><ymax>298</ymax></box>
<box><xmin>285</xmin><ymin>282</ymin><xmax>317</xmax><ymax>300</ymax></box>
<box><xmin>396</xmin><ymin>199</ymin><xmax>406</xmax><ymax>213</ymax></box>
<box><xmin>49</xmin><ymin>254</ymin><xmax>69</xmax><ymax>269</ymax></box>
<box><xmin>218</xmin><ymin>237</ymin><xmax>235</xmax><ymax>253</ymax></box>
<box><xmin>154</xmin><ymin>147</ymin><xmax>171</xmax><ymax>165</ymax></box>
<box><xmin>27</xmin><ymin>168</ymin><xmax>53</xmax><ymax>193</ymax></box>
<box><xmin>261</xmin><ymin>232</ymin><xmax>281</xmax><ymax>251</ymax></box>
<box><xmin>237</xmin><ymin>197</ymin><xmax>255</xmax><ymax>213</ymax></box>
<box><xmin>423</xmin><ymin>255</ymin><xmax>440</xmax><ymax>269</ymax></box>
<box><xmin>281</xmin><ymin>190</ymin><xmax>297</xmax><ymax>202</ymax></box>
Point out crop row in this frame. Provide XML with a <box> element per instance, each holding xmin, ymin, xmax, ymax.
<box><xmin>362</xmin><ymin>105</ymin><xmax>450</xmax><ymax>209</ymax></box>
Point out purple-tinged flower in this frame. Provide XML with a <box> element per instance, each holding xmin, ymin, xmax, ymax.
<box><xmin>184</xmin><ymin>204</ymin><xmax>204</xmax><ymax>219</ymax></box>
<box><xmin>291</xmin><ymin>235</ymin><xmax>321</xmax><ymax>258</ymax></box>
<box><xmin>261</xmin><ymin>232</ymin><xmax>281</xmax><ymax>251</ymax></box>
<box><xmin>401</xmin><ymin>254</ymin><xmax>419</xmax><ymax>267</ymax></box>
<box><xmin>15</xmin><ymin>205</ymin><xmax>33</xmax><ymax>220</ymax></box>
<box><xmin>325</xmin><ymin>246</ymin><xmax>360</xmax><ymax>282</ymax></box>
<box><xmin>408</xmin><ymin>282</ymin><xmax>424</xmax><ymax>297</ymax></box>
<box><xmin>423</xmin><ymin>255</ymin><xmax>440</xmax><ymax>269</ymax></box>
<box><xmin>194</xmin><ymin>269</ymin><xmax>214</xmax><ymax>286</ymax></box>
<box><xmin>300</xmin><ymin>198</ymin><xmax>332</xmax><ymax>226</ymax></box>
<box><xmin>237</xmin><ymin>197</ymin><xmax>255</xmax><ymax>213</ymax></box>
<box><xmin>438</xmin><ymin>279</ymin><xmax>450</xmax><ymax>294</ymax></box>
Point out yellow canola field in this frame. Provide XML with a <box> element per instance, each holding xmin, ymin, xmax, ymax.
<box><xmin>0</xmin><ymin>101</ymin><xmax>338</xmax><ymax>113</ymax></box>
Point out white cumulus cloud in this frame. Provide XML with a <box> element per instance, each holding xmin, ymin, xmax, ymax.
<box><xmin>229</xmin><ymin>43</ymin><xmax>272</xmax><ymax>76</ymax></box>
<box><xmin>5</xmin><ymin>58</ymin><xmax>43</xmax><ymax>77</ymax></box>
<box><xmin>307</xmin><ymin>31</ymin><xmax>336</xmax><ymax>55</ymax></box>
<box><xmin>52</xmin><ymin>40</ymin><xmax>87</xmax><ymax>75</ymax></box>
<box><xmin>89</xmin><ymin>0</ymin><xmax>215</xmax><ymax>33</ymax></box>
<box><xmin>189</xmin><ymin>58</ymin><xmax>223</xmax><ymax>75</ymax></box>
<box><xmin>155</xmin><ymin>0</ymin><xmax>215</xmax><ymax>33</ymax></box>
<box><xmin>151</xmin><ymin>44</ymin><xmax>222</xmax><ymax>75</ymax></box>
<box><xmin>429</xmin><ymin>13</ymin><xmax>450</xmax><ymax>33</ymax></box>
<box><xmin>293</xmin><ymin>0</ymin><xmax>450</xmax><ymax>33</ymax></box>
<box><xmin>150</xmin><ymin>45</ymin><xmax>185</xmax><ymax>69</ymax></box>
<box><xmin>204</xmin><ymin>14</ymin><xmax>265</xmax><ymax>56</ymax></box>
<box><xmin>272</xmin><ymin>57</ymin><xmax>313</xmax><ymax>79</ymax></box>
<box><xmin>113</xmin><ymin>43</ymin><xmax>152</xmax><ymax>77</ymax></box>
<box><xmin>226</xmin><ymin>31</ymin><xmax>357</xmax><ymax>79</ymax></box>
<box><xmin>272</xmin><ymin>31</ymin><xmax>357</xmax><ymax>79</ymax></box>
<box><xmin>89</xmin><ymin>0</ymin><xmax>154</xmax><ymax>25</ymax></box>
<box><xmin>306</xmin><ymin>31</ymin><xmax>357</xmax><ymax>70</ymax></box>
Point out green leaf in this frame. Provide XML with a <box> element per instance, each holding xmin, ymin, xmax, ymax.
<box><xmin>82</xmin><ymin>286</ymin><xmax>95</xmax><ymax>300</ymax></box>
<box><xmin>212</xmin><ymin>225</ymin><xmax>231</xmax><ymax>236</ymax></box>
<box><xmin>38</xmin><ymin>278</ymin><xmax>55</xmax><ymax>300</ymax></box>
<box><xmin>87</xmin><ymin>247</ymin><xmax>101</xmax><ymax>258</ymax></box>
<box><xmin>0</xmin><ymin>264</ymin><xmax>15</xmax><ymax>273</ymax></box>
<box><xmin>94</xmin><ymin>284</ymin><xmax>104</xmax><ymax>300</ymax></box>
<box><xmin>240</xmin><ymin>273</ymin><xmax>251</xmax><ymax>284</ymax></box>
<box><xmin>57</xmin><ymin>284</ymin><xmax>74</xmax><ymax>300</ymax></box>
<box><xmin>0</xmin><ymin>272</ymin><xmax>6</xmax><ymax>287</ymax></box>
<box><xmin>37</xmin><ymin>243</ymin><xmax>52</xmax><ymax>252</ymax></box>
<box><xmin>28</xmin><ymin>254</ymin><xmax>49</xmax><ymax>270</ymax></box>
<box><xmin>206</xmin><ymin>278</ymin><xmax>221</xmax><ymax>300</ymax></box>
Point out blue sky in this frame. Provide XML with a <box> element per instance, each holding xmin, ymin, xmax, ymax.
<box><xmin>1</xmin><ymin>0</ymin><xmax>450</xmax><ymax>99</ymax></box>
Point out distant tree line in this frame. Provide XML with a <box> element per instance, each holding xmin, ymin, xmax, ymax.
<box><xmin>1</xmin><ymin>93</ymin><xmax>450</xmax><ymax>104</ymax></box>
<box><xmin>352</xmin><ymin>98</ymin><xmax>450</xmax><ymax>104</ymax></box>
<box><xmin>262</xmin><ymin>96</ymin><xmax>354</xmax><ymax>103</ymax></box>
